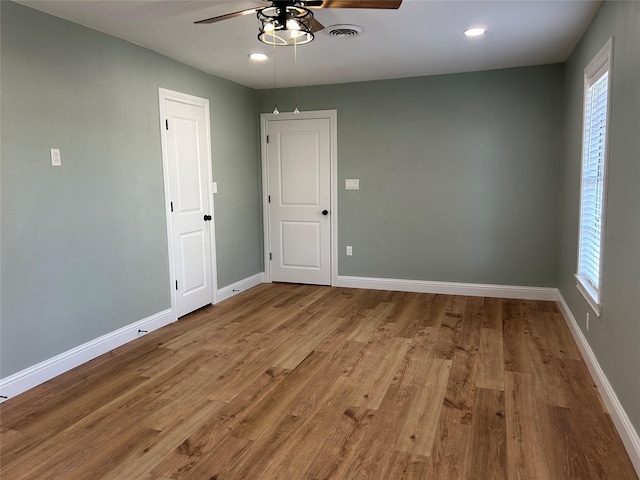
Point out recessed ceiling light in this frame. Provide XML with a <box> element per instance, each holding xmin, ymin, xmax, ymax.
<box><xmin>249</xmin><ymin>53</ymin><xmax>268</xmax><ymax>61</ymax></box>
<box><xmin>463</xmin><ymin>28</ymin><xmax>486</xmax><ymax>38</ymax></box>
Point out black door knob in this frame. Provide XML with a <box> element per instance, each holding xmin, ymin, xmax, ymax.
<box><xmin>204</xmin><ymin>214</ymin><xmax>212</xmax><ymax>221</ymax></box>
<box><xmin>322</xmin><ymin>210</ymin><xmax>329</xmax><ymax>216</ymax></box>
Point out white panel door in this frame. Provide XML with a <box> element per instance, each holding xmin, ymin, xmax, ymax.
<box><xmin>164</xmin><ymin>97</ymin><xmax>214</xmax><ymax>317</ymax></box>
<box><xmin>267</xmin><ymin>117</ymin><xmax>331</xmax><ymax>285</ymax></box>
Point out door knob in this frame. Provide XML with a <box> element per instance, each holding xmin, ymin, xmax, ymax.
<box><xmin>322</xmin><ymin>210</ymin><xmax>329</xmax><ymax>216</ymax></box>
<box><xmin>204</xmin><ymin>214</ymin><xmax>212</xmax><ymax>221</ymax></box>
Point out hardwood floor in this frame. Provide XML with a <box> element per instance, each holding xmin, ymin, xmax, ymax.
<box><xmin>1</xmin><ymin>284</ymin><xmax>636</xmax><ymax>479</ymax></box>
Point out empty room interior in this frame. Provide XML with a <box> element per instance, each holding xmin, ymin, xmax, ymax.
<box><xmin>1</xmin><ymin>0</ymin><xmax>639</xmax><ymax>478</ymax></box>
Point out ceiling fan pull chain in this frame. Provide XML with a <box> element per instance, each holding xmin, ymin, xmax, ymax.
<box><xmin>294</xmin><ymin>38</ymin><xmax>300</xmax><ymax>114</ymax></box>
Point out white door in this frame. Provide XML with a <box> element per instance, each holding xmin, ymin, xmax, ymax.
<box><xmin>265</xmin><ymin>116</ymin><xmax>332</xmax><ymax>285</ymax></box>
<box><xmin>161</xmin><ymin>90</ymin><xmax>215</xmax><ymax>317</ymax></box>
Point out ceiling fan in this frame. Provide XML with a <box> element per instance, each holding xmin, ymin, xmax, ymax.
<box><xmin>195</xmin><ymin>0</ymin><xmax>402</xmax><ymax>46</ymax></box>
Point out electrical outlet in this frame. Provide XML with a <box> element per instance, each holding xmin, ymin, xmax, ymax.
<box><xmin>346</xmin><ymin>245</ymin><xmax>353</xmax><ymax>256</ymax></box>
<box><xmin>586</xmin><ymin>312</ymin><xmax>590</xmax><ymax>331</ymax></box>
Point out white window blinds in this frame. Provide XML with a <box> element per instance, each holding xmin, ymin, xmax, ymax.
<box><xmin>576</xmin><ymin>38</ymin><xmax>613</xmax><ymax>314</ymax></box>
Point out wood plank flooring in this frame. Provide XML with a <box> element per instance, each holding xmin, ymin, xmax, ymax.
<box><xmin>1</xmin><ymin>284</ymin><xmax>637</xmax><ymax>479</ymax></box>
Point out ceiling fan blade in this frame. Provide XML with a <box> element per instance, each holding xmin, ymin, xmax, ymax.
<box><xmin>318</xmin><ymin>0</ymin><xmax>401</xmax><ymax>8</ymax></box>
<box><xmin>310</xmin><ymin>17</ymin><xmax>325</xmax><ymax>32</ymax></box>
<box><xmin>194</xmin><ymin>7</ymin><xmax>261</xmax><ymax>25</ymax></box>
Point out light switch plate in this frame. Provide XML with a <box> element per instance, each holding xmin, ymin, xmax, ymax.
<box><xmin>50</xmin><ymin>149</ymin><xmax>61</xmax><ymax>167</ymax></box>
<box><xmin>345</xmin><ymin>179</ymin><xmax>359</xmax><ymax>190</ymax></box>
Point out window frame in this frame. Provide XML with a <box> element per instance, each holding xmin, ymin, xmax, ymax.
<box><xmin>575</xmin><ymin>37</ymin><xmax>614</xmax><ymax>317</ymax></box>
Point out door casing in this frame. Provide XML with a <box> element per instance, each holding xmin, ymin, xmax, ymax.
<box><xmin>261</xmin><ymin>110</ymin><xmax>338</xmax><ymax>286</ymax></box>
<box><xmin>159</xmin><ymin>88</ymin><xmax>217</xmax><ymax>319</ymax></box>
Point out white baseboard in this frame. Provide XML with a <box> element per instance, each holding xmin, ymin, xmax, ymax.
<box><xmin>0</xmin><ymin>308</ymin><xmax>175</xmax><ymax>403</ymax></box>
<box><xmin>556</xmin><ymin>293</ymin><xmax>640</xmax><ymax>476</ymax></box>
<box><xmin>216</xmin><ymin>272</ymin><xmax>265</xmax><ymax>303</ymax></box>
<box><xmin>0</xmin><ymin>271</ymin><xmax>266</xmax><ymax>403</ymax></box>
<box><xmin>334</xmin><ymin>275</ymin><xmax>558</xmax><ymax>301</ymax></box>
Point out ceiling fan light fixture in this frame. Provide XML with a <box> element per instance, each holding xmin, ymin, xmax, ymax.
<box><xmin>286</xmin><ymin>19</ymin><xmax>302</xmax><ymax>31</ymax></box>
<box><xmin>258</xmin><ymin>5</ymin><xmax>314</xmax><ymax>46</ymax></box>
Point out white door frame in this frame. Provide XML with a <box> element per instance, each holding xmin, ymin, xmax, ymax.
<box><xmin>159</xmin><ymin>87</ymin><xmax>217</xmax><ymax>319</ymax></box>
<box><xmin>260</xmin><ymin>109</ymin><xmax>338</xmax><ymax>286</ymax></box>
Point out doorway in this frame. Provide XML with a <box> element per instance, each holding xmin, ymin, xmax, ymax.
<box><xmin>261</xmin><ymin>110</ymin><xmax>337</xmax><ymax>285</ymax></box>
<box><xmin>159</xmin><ymin>89</ymin><xmax>216</xmax><ymax>317</ymax></box>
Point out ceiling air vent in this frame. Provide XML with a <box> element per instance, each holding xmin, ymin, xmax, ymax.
<box><xmin>326</xmin><ymin>25</ymin><xmax>364</xmax><ymax>38</ymax></box>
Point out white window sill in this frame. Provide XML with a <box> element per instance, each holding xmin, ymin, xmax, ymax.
<box><xmin>575</xmin><ymin>275</ymin><xmax>602</xmax><ymax>317</ymax></box>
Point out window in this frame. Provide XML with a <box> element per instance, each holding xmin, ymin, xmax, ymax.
<box><xmin>576</xmin><ymin>38</ymin><xmax>613</xmax><ymax>316</ymax></box>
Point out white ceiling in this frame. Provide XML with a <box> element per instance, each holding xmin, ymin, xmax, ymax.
<box><xmin>18</xmin><ymin>0</ymin><xmax>601</xmax><ymax>89</ymax></box>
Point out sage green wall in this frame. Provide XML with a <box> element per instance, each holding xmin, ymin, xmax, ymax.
<box><xmin>558</xmin><ymin>1</ymin><xmax>640</xmax><ymax>432</ymax></box>
<box><xmin>259</xmin><ymin>65</ymin><xmax>564</xmax><ymax>286</ymax></box>
<box><xmin>0</xmin><ymin>2</ymin><xmax>262</xmax><ymax>377</ymax></box>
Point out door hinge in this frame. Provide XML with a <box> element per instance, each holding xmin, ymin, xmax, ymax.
<box><xmin>170</xmin><ymin>201</ymin><xmax>173</xmax><ymax>212</ymax></box>
<box><xmin>165</xmin><ymin>119</ymin><xmax>169</xmax><ymax>130</ymax></box>
<box><xmin>175</xmin><ymin>280</ymin><xmax>178</xmax><ymax>291</ymax></box>
<box><xmin>269</xmin><ymin>252</ymin><xmax>272</xmax><ymax>261</ymax></box>
<box><xmin>266</xmin><ymin>135</ymin><xmax>269</xmax><ymax>144</ymax></box>
<box><xmin>268</xmin><ymin>195</ymin><xmax>271</xmax><ymax>203</ymax></box>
